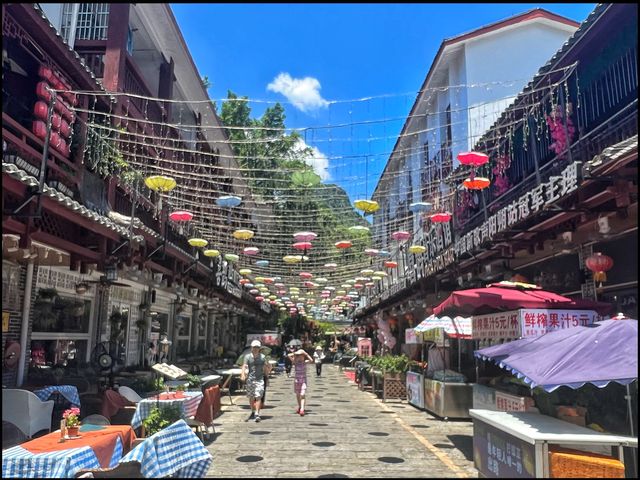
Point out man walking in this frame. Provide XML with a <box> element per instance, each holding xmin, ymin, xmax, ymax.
<box><xmin>240</xmin><ymin>340</ymin><xmax>271</xmax><ymax>422</ymax></box>
<box><xmin>313</xmin><ymin>345</ymin><xmax>326</xmax><ymax>377</ymax></box>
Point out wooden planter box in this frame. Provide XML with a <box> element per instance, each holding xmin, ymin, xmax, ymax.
<box><xmin>382</xmin><ymin>371</ymin><xmax>406</xmax><ymax>402</ymax></box>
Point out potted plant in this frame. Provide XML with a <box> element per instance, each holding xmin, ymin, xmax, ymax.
<box><xmin>186</xmin><ymin>374</ymin><xmax>202</xmax><ymax>390</ymax></box>
<box><xmin>37</xmin><ymin>288</ymin><xmax>59</xmax><ymax>304</ymax></box>
<box><xmin>63</xmin><ymin>407</ymin><xmax>81</xmax><ymax>437</ymax></box>
<box><xmin>135</xmin><ymin>318</ymin><xmax>148</xmax><ymax>332</ymax></box>
<box><xmin>141</xmin><ymin>404</ymin><xmax>182</xmax><ymax>436</ymax></box>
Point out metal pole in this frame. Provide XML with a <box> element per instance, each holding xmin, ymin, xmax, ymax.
<box><xmin>626</xmin><ymin>383</ymin><xmax>637</xmax><ymax>477</ymax></box>
<box><xmin>17</xmin><ymin>259</ymin><xmax>35</xmax><ymax>386</ymax></box>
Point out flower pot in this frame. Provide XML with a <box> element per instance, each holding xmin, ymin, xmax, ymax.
<box><xmin>67</xmin><ymin>426</ymin><xmax>80</xmax><ymax>437</ymax></box>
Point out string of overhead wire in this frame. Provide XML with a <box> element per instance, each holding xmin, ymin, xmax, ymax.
<box><xmin>57</xmin><ymin>77</ymin><xmax>572</xmax><ymax>308</ymax></box>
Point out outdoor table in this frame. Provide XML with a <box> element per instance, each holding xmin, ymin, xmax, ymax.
<box><xmin>164</xmin><ymin>379</ymin><xmax>190</xmax><ymax>390</ymax></box>
<box><xmin>215</xmin><ymin>368</ymin><xmax>243</xmax><ymax>393</ymax></box>
<box><xmin>199</xmin><ymin>374</ymin><xmax>222</xmax><ymax>387</ymax></box>
<box><xmin>131</xmin><ymin>390</ymin><xmax>203</xmax><ymax>430</ymax></box>
<box><xmin>469</xmin><ymin>409</ymin><xmax>638</xmax><ymax>478</ymax></box>
<box><xmin>2</xmin><ymin>424</ymin><xmax>135</xmax><ymax>478</ymax></box>
<box><xmin>33</xmin><ymin>385</ymin><xmax>81</xmax><ymax>408</ymax></box>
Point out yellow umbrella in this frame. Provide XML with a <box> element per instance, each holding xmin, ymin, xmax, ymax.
<box><xmin>233</xmin><ymin>229</ymin><xmax>255</xmax><ymax>240</ymax></box>
<box><xmin>188</xmin><ymin>238</ymin><xmax>208</xmax><ymax>248</ymax></box>
<box><xmin>203</xmin><ymin>249</ymin><xmax>220</xmax><ymax>257</ymax></box>
<box><xmin>283</xmin><ymin>255</ymin><xmax>302</xmax><ymax>264</ymax></box>
<box><xmin>354</xmin><ymin>199</ymin><xmax>380</xmax><ymax>214</ymax></box>
<box><xmin>224</xmin><ymin>253</ymin><xmax>239</xmax><ymax>262</ymax></box>
<box><xmin>408</xmin><ymin>245</ymin><xmax>427</xmax><ymax>254</ymax></box>
<box><xmin>145</xmin><ymin>175</ymin><xmax>176</xmax><ymax>192</ymax></box>
<box><xmin>239</xmin><ymin>268</ymin><xmax>252</xmax><ymax>276</ymax></box>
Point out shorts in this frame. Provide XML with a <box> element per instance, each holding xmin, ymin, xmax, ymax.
<box><xmin>294</xmin><ymin>379</ymin><xmax>307</xmax><ymax>396</ymax></box>
<box><xmin>246</xmin><ymin>379</ymin><xmax>265</xmax><ymax>399</ymax></box>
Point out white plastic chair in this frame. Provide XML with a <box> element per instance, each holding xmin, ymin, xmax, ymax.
<box><xmin>117</xmin><ymin>385</ymin><xmax>143</xmax><ymax>403</ymax></box>
<box><xmin>2</xmin><ymin>389</ymin><xmax>54</xmax><ymax>438</ymax></box>
<box><xmin>82</xmin><ymin>414</ymin><xmax>111</xmax><ymax>425</ymax></box>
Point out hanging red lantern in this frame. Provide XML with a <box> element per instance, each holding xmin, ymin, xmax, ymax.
<box><xmin>462</xmin><ymin>177</ymin><xmax>491</xmax><ymax>190</ymax></box>
<box><xmin>585</xmin><ymin>252</ymin><xmax>614</xmax><ymax>286</ymax></box>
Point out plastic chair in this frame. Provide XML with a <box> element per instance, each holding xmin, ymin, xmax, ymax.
<box><xmin>117</xmin><ymin>385</ymin><xmax>143</xmax><ymax>403</ymax></box>
<box><xmin>82</xmin><ymin>414</ymin><xmax>111</xmax><ymax>425</ymax></box>
<box><xmin>2</xmin><ymin>389</ymin><xmax>54</xmax><ymax>438</ymax></box>
<box><xmin>119</xmin><ymin>419</ymin><xmax>213</xmax><ymax>478</ymax></box>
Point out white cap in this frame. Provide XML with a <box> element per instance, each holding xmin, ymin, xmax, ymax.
<box><xmin>251</xmin><ymin>340</ymin><xmax>261</xmax><ymax>347</ymax></box>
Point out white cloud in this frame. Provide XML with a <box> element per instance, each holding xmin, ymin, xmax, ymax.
<box><xmin>293</xmin><ymin>138</ymin><xmax>330</xmax><ymax>181</ymax></box>
<box><xmin>267</xmin><ymin>73</ymin><xmax>329</xmax><ymax>113</ymax></box>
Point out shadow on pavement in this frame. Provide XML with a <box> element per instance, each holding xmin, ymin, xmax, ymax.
<box><xmin>447</xmin><ymin>434</ymin><xmax>473</xmax><ymax>461</ymax></box>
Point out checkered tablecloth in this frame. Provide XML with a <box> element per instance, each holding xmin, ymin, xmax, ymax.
<box><xmin>1</xmin><ymin>436</ymin><xmax>123</xmax><ymax>478</ymax></box>
<box><xmin>33</xmin><ymin>385</ymin><xmax>81</xmax><ymax>408</ymax></box>
<box><xmin>120</xmin><ymin>419</ymin><xmax>212</xmax><ymax>478</ymax></box>
<box><xmin>131</xmin><ymin>391</ymin><xmax>203</xmax><ymax>430</ymax></box>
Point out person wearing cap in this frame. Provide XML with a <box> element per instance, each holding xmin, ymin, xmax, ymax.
<box><xmin>241</xmin><ymin>340</ymin><xmax>271</xmax><ymax>422</ymax></box>
<box><xmin>287</xmin><ymin>348</ymin><xmax>314</xmax><ymax>416</ymax></box>
<box><xmin>313</xmin><ymin>345</ymin><xmax>326</xmax><ymax>377</ymax></box>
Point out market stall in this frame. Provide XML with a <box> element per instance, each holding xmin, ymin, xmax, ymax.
<box><xmin>472</xmin><ymin>320</ymin><xmax>638</xmax><ymax>477</ymax></box>
<box><xmin>411</xmin><ymin>315</ymin><xmax>474</xmax><ymax>418</ymax></box>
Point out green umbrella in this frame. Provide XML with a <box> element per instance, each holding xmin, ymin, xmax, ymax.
<box><xmin>291</xmin><ymin>170</ymin><xmax>321</xmax><ymax>187</ymax></box>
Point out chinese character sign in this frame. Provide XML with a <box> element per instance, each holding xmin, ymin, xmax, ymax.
<box><xmin>519</xmin><ymin>309</ymin><xmax>597</xmax><ymax>337</ymax></box>
<box><xmin>473</xmin><ymin>419</ymin><xmax>536</xmax><ymax>478</ymax></box>
<box><xmin>472</xmin><ymin>310</ymin><xmax>520</xmax><ymax>339</ymax></box>
<box><xmin>405</xmin><ymin>328</ymin><xmax>422</xmax><ymax>344</ymax></box>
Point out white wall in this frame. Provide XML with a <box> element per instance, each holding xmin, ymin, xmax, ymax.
<box><xmin>464</xmin><ymin>22</ymin><xmax>576</xmax><ymax>158</ymax></box>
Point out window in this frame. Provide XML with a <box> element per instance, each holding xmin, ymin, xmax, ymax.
<box><xmin>32</xmin><ymin>294</ymin><xmax>91</xmax><ymax>333</ymax></box>
<box><xmin>2</xmin><ymin>261</ymin><xmax>21</xmax><ymax>311</ymax></box>
<box><xmin>175</xmin><ymin>314</ymin><xmax>191</xmax><ymax>357</ymax></box>
<box><xmin>61</xmin><ymin>3</ymin><xmax>110</xmax><ymax>42</ymax></box>
<box><xmin>30</xmin><ymin>339</ymin><xmax>88</xmax><ymax>369</ymax></box>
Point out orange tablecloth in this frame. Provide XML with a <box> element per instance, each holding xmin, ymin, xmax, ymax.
<box><xmin>22</xmin><ymin>425</ymin><xmax>136</xmax><ymax>468</ymax></box>
<box><xmin>194</xmin><ymin>386</ymin><xmax>221</xmax><ymax>425</ymax></box>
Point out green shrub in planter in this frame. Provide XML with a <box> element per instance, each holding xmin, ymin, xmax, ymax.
<box><xmin>142</xmin><ymin>404</ymin><xmax>182</xmax><ymax>436</ymax></box>
<box><xmin>186</xmin><ymin>374</ymin><xmax>202</xmax><ymax>389</ymax></box>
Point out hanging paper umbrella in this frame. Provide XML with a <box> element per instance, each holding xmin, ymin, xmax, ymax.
<box><xmin>233</xmin><ymin>229</ymin><xmax>254</xmax><ymax>240</ymax></box>
<box><xmin>255</xmin><ymin>296</ymin><xmax>265</xmax><ymax>302</ymax></box>
<box><xmin>300</xmin><ymin>272</ymin><xmax>313</xmax><ymax>279</ymax></box>
<box><xmin>255</xmin><ymin>276</ymin><xmax>265</xmax><ymax>283</ymax></box>
<box><xmin>335</xmin><ymin>240</ymin><xmax>352</xmax><ymax>249</ymax></box>
<box><xmin>315</xmin><ymin>277</ymin><xmax>328</xmax><ymax>284</ymax></box>
<box><xmin>145</xmin><ymin>175</ymin><xmax>177</xmax><ymax>192</ymax></box>
<box><xmin>293</xmin><ymin>231</ymin><xmax>317</xmax><ymax>242</ymax></box>
<box><xmin>239</xmin><ymin>278</ymin><xmax>250</xmax><ymax>285</ymax></box>
<box><xmin>462</xmin><ymin>177</ymin><xmax>491</xmax><ymax>190</ymax></box>
<box><xmin>354</xmin><ymin>199</ymin><xmax>380</xmax><ymax>214</ymax></box>
<box><xmin>169</xmin><ymin>210</ymin><xmax>193</xmax><ymax>222</ymax></box>
<box><xmin>348</xmin><ymin>225</ymin><xmax>370</xmax><ymax>234</ymax></box>
<box><xmin>293</xmin><ymin>242</ymin><xmax>313</xmax><ymax>252</ymax></box>
<box><xmin>283</xmin><ymin>255</ymin><xmax>303</xmax><ymax>264</ymax></box>
<box><xmin>384</xmin><ymin>261</ymin><xmax>398</xmax><ymax>269</ymax></box>
<box><xmin>409</xmin><ymin>202</ymin><xmax>433</xmax><ymax>214</ymax></box>
<box><xmin>292</xmin><ymin>170</ymin><xmax>321</xmax><ymax>187</ymax></box>
<box><xmin>430</xmin><ymin>212</ymin><xmax>452</xmax><ymax>223</ymax></box>
<box><xmin>188</xmin><ymin>238</ymin><xmax>208</xmax><ymax>248</ymax></box>
<box><xmin>239</xmin><ymin>268</ymin><xmax>252</xmax><ymax>276</ymax></box>
<box><xmin>377</xmin><ymin>250</ymin><xmax>391</xmax><ymax>258</ymax></box>
<box><xmin>392</xmin><ymin>231</ymin><xmax>411</xmax><ymax>242</ymax></box>
<box><xmin>255</xmin><ymin>260</ymin><xmax>269</xmax><ymax>267</ymax></box>
<box><xmin>224</xmin><ymin>253</ymin><xmax>239</xmax><ymax>262</ymax></box>
<box><xmin>203</xmin><ymin>249</ymin><xmax>220</xmax><ymax>257</ymax></box>
<box><xmin>249</xmin><ymin>289</ymin><xmax>260</xmax><ymax>295</ymax></box>
<box><xmin>324</xmin><ymin>263</ymin><xmax>337</xmax><ymax>269</ymax></box>
<box><xmin>244</xmin><ymin>283</ymin><xmax>254</xmax><ymax>289</ymax></box>
<box><xmin>263</xmin><ymin>278</ymin><xmax>275</xmax><ymax>284</ymax></box>
<box><xmin>243</xmin><ymin>247</ymin><xmax>260</xmax><ymax>256</ymax></box>
<box><xmin>215</xmin><ymin>195</ymin><xmax>242</xmax><ymax>208</ymax></box>
<box><xmin>408</xmin><ymin>245</ymin><xmax>427</xmax><ymax>254</ymax></box>
<box><xmin>364</xmin><ymin>248</ymin><xmax>379</xmax><ymax>257</ymax></box>
<box><xmin>458</xmin><ymin>151</ymin><xmax>489</xmax><ymax>167</ymax></box>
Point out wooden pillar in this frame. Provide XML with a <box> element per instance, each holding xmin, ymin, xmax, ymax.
<box><xmin>102</xmin><ymin>4</ymin><xmax>131</xmax><ymax>93</ymax></box>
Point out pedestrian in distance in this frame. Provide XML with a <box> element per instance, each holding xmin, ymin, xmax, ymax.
<box><xmin>288</xmin><ymin>348</ymin><xmax>313</xmax><ymax>416</ymax></box>
<box><xmin>313</xmin><ymin>345</ymin><xmax>326</xmax><ymax>377</ymax></box>
<box><xmin>240</xmin><ymin>340</ymin><xmax>271</xmax><ymax>422</ymax></box>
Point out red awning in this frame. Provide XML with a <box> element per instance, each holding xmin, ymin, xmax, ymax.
<box><xmin>433</xmin><ymin>282</ymin><xmax>612</xmax><ymax>316</ymax></box>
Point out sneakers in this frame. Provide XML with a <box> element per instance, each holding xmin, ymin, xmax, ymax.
<box><xmin>295</xmin><ymin>408</ymin><xmax>300</xmax><ymax>414</ymax></box>
<box><xmin>246</xmin><ymin>412</ymin><xmax>255</xmax><ymax>421</ymax></box>
<box><xmin>299</xmin><ymin>410</ymin><xmax>305</xmax><ymax>416</ymax></box>
<box><xmin>255</xmin><ymin>415</ymin><xmax>261</xmax><ymax>422</ymax></box>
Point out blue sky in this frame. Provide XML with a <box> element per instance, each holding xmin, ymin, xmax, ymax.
<box><xmin>172</xmin><ymin>3</ymin><xmax>596</xmax><ymax>203</ymax></box>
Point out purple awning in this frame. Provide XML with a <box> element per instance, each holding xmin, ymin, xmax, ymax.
<box><xmin>474</xmin><ymin>319</ymin><xmax>638</xmax><ymax>392</ymax></box>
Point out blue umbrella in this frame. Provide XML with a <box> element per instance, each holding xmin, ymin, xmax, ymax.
<box><xmin>215</xmin><ymin>195</ymin><xmax>242</xmax><ymax>208</ymax></box>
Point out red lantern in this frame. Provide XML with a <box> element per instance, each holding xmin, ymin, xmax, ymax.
<box><xmin>585</xmin><ymin>252</ymin><xmax>614</xmax><ymax>286</ymax></box>
<box><xmin>458</xmin><ymin>151</ymin><xmax>489</xmax><ymax>167</ymax></box>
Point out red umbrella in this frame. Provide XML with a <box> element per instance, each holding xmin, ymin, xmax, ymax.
<box><xmin>433</xmin><ymin>281</ymin><xmax>612</xmax><ymax>316</ymax></box>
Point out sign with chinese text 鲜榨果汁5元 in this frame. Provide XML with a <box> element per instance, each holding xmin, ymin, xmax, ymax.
<box><xmin>472</xmin><ymin>309</ymin><xmax>599</xmax><ymax>339</ymax></box>
<box><xmin>455</xmin><ymin>162</ymin><xmax>581</xmax><ymax>259</ymax></box>
<box><xmin>473</xmin><ymin>418</ymin><xmax>536</xmax><ymax>477</ymax></box>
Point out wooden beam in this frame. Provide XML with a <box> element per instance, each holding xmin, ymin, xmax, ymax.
<box><xmin>31</xmin><ymin>230</ymin><xmax>102</xmax><ymax>262</ymax></box>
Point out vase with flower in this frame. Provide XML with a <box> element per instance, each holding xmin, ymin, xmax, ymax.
<box><xmin>63</xmin><ymin>407</ymin><xmax>81</xmax><ymax>437</ymax></box>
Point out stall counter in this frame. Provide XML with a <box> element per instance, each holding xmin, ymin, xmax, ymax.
<box><xmin>423</xmin><ymin>378</ymin><xmax>473</xmax><ymax>419</ymax></box>
<box><xmin>469</xmin><ymin>409</ymin><xmax>637</xmax><ymax>478</ymax></box>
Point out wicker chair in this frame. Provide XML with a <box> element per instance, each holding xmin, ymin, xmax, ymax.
<box><xmin>2</xmin><ymin>421</ymin><xmax>28</xmax><ymax>449</ymax></box>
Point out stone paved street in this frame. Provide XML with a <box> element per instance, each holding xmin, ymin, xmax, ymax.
<box><xmin>205</xmin><ymin>365</ymin><xmax>478</xmax><ymax>478</ymax></box>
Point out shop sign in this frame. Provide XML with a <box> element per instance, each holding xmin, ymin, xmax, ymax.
<box><xmin>246</xmin><ymin>332</ymin><xmax>281</xmax><ymax>346</ymax></box>
<box><xmin>414</xmin><ymin>222</ymin><xmax>453</xmax><ymax>280</ymax></box>
<box><xmin>2</xmin><ymin>311</ymin><xmax>9</xmax><ymax>333</ymax></box>
<box><xmin>406</xmin><ymin>371</ymin><xmax>424</xmax><ymax>409</ymax></box>
<box><xmin>473</xmin><ymin>418</ymin><xmax>536</xmax><ymax>477</ymax></box>
<box><xmin>405</xmin><ymin>328</ymin><xmax>422</xmax><ymax>344</ymax></box>
<box><xmin>519</xmin><ymin>309</ymin><xmax>597</xmax><ymax>337</ymax></box>
<box><xmin>495</xmin><ymin>391</ymin><xmax>529</xmax><ymax>412</ymax></box>
<box><xmin>456</xmin><ymin>162</ymin><xmax>581</xmax><ymax>259</ymax></box>
<box><xmin>472</xmin><ymin>310</ymin><xmax>520</xmax><ymax>339</ymax></box>
<box><xmin>421</xmin><ymin>327</ymin><xmax>448</xmax><ymax>345</ymax></box>
<box><xmin>214</xmin><ymin>258</ymin><xmax>242</xmax><ymax>298</ymax></box>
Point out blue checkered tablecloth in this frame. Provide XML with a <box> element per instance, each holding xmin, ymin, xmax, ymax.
<box><xmin>1</xmin><ymin>436</ymin><xmax>123</xmax><ymax>478</ymax></box>
<box><xmin>33</xmin><ymin>385</ymin><xmax>81</xmax><ymax>408</ymax></box>
<box><xmin>120</xmin><ymin>419</ymin><xmax>212</xmax><ymax>478</ymax></box>
<box><xmin>131</xmin><ymin>391</ymin><xmax>203</xmax><ymax>430</ymax></box>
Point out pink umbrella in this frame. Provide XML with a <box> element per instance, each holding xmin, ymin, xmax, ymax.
<box><xmin>430</xmin><ymin>212</ymin><xmax>452</xmax><ymax>223</ymax></box>
<box><xmin>169</xmin><ymin>210</ymin><xmax>194</xmax><ymax>222</ymax></box>
<box><xmin>299</xmin><ymin>272</ymin><xmax>313</xmax><ymax>279</ymax></box>
<box><xmin>364</xmin><ymin>248</ymin><xmax>379</xmax><ymax>256</ymax></box>
<box><xmin>293</xmin><ymin>241</ymin><xmax>313</xmax><ymax>251</ymax></box>
<box><xmin>243</xmin><ymin>247</ymin><xmax>260</xmax><ymax>256</ymax></box>
<box><xmin>293</xmin><ymin>231</ymin><xmax>317</xmax><ymax>242</ymax></box>
<box><xmin>392</xmin><ymin>231</ymin><xmax>411</xmax><ymax>241</ymax></box>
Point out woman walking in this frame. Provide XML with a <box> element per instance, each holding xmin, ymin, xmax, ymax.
<box><xmin>288</xmin><ymin>348</ymin><xmax>313</xmax><ymax>416</ymax></box>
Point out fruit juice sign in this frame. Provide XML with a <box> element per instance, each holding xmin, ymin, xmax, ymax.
<box><xmin>473</xmin><ymin>419</ymin><xmax>536</xmax><ymax>478</ymax></box>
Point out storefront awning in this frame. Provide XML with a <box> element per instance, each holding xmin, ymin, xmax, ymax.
<box><xmin>414</xmin><ymin>315</ymin><xmax>472</xmax><ymax>339</ymax></box>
